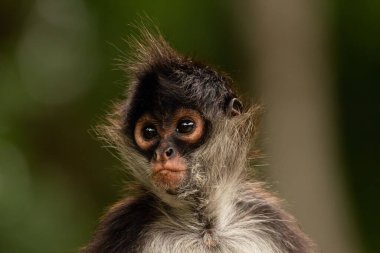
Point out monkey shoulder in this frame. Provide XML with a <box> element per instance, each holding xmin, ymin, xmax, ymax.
<box><xmin>81</xmin><ymin>194</ymin><xmax>160</xmax><ymax>253</ymax></box>
<box><xmin>234</xmin><ymin>184</ymin><xmax>315</xmax><ymax>252</ymax></box>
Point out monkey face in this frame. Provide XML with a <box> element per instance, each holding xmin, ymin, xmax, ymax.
<box><xmin>133</xmin><ymin>108</ymin><xmax>206</xmax><ymax>191</ymax></box>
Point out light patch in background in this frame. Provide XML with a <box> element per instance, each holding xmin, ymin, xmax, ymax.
<box><xmin>232</xmin><ymin>0</ymin><xmax>361</xmax><ymax>252</ymax></box>
<box><xmin>17</xmin><ymin>0</ymin><xmax>98</xmax><ymax>105</ymax></box>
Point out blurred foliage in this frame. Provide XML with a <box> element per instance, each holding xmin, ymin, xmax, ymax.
<box><xmin>0</xmin><ymin>0</ymin><xmax>379</xmax><ymax>252</ymax></box>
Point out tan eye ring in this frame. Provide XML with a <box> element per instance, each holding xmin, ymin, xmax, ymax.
<box><xmin>134</xmin><ymin>114</ymin><xmax>158</xmax><ymax>150</ymax></box>
<box><xmin>173</xmin><ymin>109</ymin><xmax>205</xmax><ymax>144</ymax></box>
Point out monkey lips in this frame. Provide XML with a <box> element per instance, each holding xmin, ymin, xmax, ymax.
<box><xmin>151</xmin><ymin>158</ymin><xmax>187</xmax><ymax>190</ymax></box>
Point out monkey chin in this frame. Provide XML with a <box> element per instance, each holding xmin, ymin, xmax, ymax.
<box><xmin>151</xmin><ymin>160</ymin><xmax>187</xmax><ymax>192</ymax></box>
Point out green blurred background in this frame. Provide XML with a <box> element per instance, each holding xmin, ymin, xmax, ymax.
<box><xmin>0</xmin><ymin>0</ymin><xmax>379</xmax><ymax>252</ymax></box>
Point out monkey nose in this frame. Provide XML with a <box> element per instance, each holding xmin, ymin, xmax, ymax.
<box><xmin>165</xmin><ymin>147</ymin><xmax>174</xmax><ymax>158</ymax></box>
<box><xmin>154</xmin><ymin>147</ymin><xmax>175</xmax><ymax>161</ymax></box>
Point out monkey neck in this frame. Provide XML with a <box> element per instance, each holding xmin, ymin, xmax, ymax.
<box><xmin>150</xmin><ymin>180</ymin><xmax>246</xmax><ymax>249</ymax></box>
<box><xmin>155</xmin><ymin>177</ymin><xmax>244</xmax><ymax>227</ymax></box>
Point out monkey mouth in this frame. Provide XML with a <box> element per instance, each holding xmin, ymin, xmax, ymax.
<box><xmin>151</xmin><ymin>161</ymin><xmax>187</xmax><ymax>190</ymax></box>
<box><xmin>151</xmin><ymin>160</ymin><xmax>187</xmax><ymax>174</ymax></box>
<box><xmin>154</xmin><ymin>166</ymin><xmax>185</xmax><ymax>173</ymax></box>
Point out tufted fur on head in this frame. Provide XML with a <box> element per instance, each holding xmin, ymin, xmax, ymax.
<box><xmin>85</xmin><ymin>27</ymin><xmax>315</xmax><ymax>253</ymax></box>
<box><xmin>120</xmin><ymin>27</ymin><xmax>238</xmax><ymax>140</ymax></box>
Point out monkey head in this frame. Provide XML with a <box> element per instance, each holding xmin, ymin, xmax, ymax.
<box><xmin>123</xmin><ymin>65</ymin><xmax>243</xmax><ymax>192</ymax></box>
<box><xmin>105</xmin><ymin>31</ymin><xmax>244</xmax><ymax>196</ymax></box>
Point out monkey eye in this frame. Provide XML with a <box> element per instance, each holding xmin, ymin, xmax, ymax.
<box><xmin>142</xmin><ymin>125</ymin><xmax>157</xmax><ymax>140</ymax></box>
<box><xmin>176</xmin><ymin>119</ymin><xmax>195</xmax><ymax>134</ymax></box>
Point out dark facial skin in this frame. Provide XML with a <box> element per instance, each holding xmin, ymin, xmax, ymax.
<box><xmin>134</xmin><ymin>108</ymin><xmax>206</xmax><ymax>191</ymax></box>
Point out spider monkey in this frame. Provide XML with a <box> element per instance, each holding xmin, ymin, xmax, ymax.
<box><xmin>80</xmin><ymin>28</ymin><xmax>315</xmax><ymax>253</ymax></box>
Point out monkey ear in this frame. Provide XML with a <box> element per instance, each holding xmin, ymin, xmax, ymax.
<box><xmin>227</xmin><ymin>98</ymin><xmax>243</xmax><ymax>116</ymax></box>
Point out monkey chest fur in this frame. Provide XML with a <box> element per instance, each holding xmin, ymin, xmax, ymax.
<box><xmin>139</xmin><ymin>211</ymin><xmax>279</xmax><ymax>253</ymax></box>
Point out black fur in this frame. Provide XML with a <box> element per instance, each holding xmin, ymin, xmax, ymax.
<box><xmin>81</xmin><ymin>194</ymin><xmax>160</xmax><ymax>253</ymax></box>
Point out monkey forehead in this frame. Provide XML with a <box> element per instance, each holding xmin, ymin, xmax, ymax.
<box><xmin>125</xmin><ymin>73</ymin><xmax>233</xmax><ymax>119</ymax></box>
<box><xmin>135</xmin><ymin>108</ymin><xmax>203</xmax><ymax>128</ymax></box>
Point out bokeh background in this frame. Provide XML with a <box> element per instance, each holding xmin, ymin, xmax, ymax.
<box><xmin>0</xmin><ymin>0</ymin><xmax>379</xmax><ymax>252</ymax></box>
